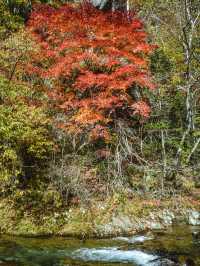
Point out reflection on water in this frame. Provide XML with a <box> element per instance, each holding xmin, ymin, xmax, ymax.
<box><xmin>0</xmin><ymin>225</ymin><xmax>199</xmax><ymax>266</ymax></box>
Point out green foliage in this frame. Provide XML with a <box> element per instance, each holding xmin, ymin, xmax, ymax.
<box><xmin>150</xmin><ymin>49</ymin><xmax>173</xmax><ymax>81</ymax></box>
<box><xmin>0</xmin><ymin>0</ymin><xmax>199</xmax><ymax>210</ymax></box>
<box><xmin>6</xmin><ymin>0</ymin><xmax>32</xmax><ymax>18</ymax></box>
<box><xmin>0</xmin><ymin>76</ymin><xmax>53</xmax><ymax>187</ymax></box>
<box><xmin>0</xmin><ymin>30</ymin><xmax>36</xmax><ymax>80</ymax></box>
<box><xmin>0</xmin><ymin>1</ymin><xmax>23</xmax><ymax>38</ymax></box>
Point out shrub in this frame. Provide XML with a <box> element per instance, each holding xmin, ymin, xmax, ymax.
<box><xmin>0</xmin><ymin>76</ymin><xmax>53</xmax><ymax>189</ymax></box>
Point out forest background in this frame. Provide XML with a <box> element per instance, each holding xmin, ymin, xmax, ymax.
<box><xmin>0</xmin><ymin>0</ymin><xmax>200</xmax><ymax>235</ymax></box>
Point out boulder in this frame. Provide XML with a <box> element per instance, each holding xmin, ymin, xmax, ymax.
<box><xmin>90</xmin><ymin>0</ymin><xmax>127</xmax><ymax>11</ymax></box>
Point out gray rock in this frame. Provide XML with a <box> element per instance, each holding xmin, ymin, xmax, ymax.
<box><xmin>90</xmin><ymin>0</ymin><xmax>127</xmax><ymax>11</ymax></box>
<box><xmin>162</xmin><ymin>210</ymin><xmax>175</xmax><ymax>225</ymax></box>
<box><xmin>188</xmin><ymin>210</ymin><xmax>200</xmax><ymax>225</ymax></box>
<box><xmin>158</xmin><ymin>258</ymin><xmax>177</xmax><ymax>266</ymax></box>
<box><xmin>148</xmin><ymin>221</ymin><xmax>163</xmax><ymax>230</ymax></box>
<box><xmin>97</xmin><ymin>223</ymin><xmax>114</xmax><ymax>235</ymax></box>
<box><xmin>90</xmin><ymin>0</ymin><xmax>108</xmax><ymax>9</ymax></box>
<box><xmin>111</xmin><ymin>216</ymin><xmax>133</xmax><ymax>232</ymax></box>
<box><xmin>96</xmin><ymin>215</ymin><xmax>134</xmax><ymax>235</ymax></box>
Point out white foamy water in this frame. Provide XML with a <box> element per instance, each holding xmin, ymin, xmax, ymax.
<box><xmin>72</xmin><ymin>247</ymin><xmax>159</xmax><ymax>266</ymax></box>
<box><xmin>114</xmin><ymin>235</ymin><xmax>153</xmax><ymax>244</ymax></box>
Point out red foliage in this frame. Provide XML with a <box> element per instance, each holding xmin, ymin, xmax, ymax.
<box><xmin>26</xmin><ymin>1</ymin><xmax>156</xmax><ymax>141</ymax></box>
<box><xmin>131</xmin><ymin>101</ymin><xmax>151</xmax><ymax>118</ymax></box>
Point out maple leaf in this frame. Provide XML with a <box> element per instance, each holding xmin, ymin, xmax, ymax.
<box><xmin>131</xmin><ymin>101</ymin><xmax>151</xmax><ymax>118</ymax></box>
<box><xmin>132</xmin><ymin>19</ymin><xmax>143</xmax><ymax>30</ymax></box>
<box><xmin>26</xmin><ymin>1</ymin><xmax>157</xmax><ymax>141</ymax></box>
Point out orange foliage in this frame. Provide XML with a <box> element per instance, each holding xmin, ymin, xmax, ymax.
<box><xmin>26</xmin><ymin>1</ymin><xmax>156</xmax><ymax>141</ymax></box>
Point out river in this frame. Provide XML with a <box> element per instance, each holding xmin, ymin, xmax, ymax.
<box><xmin>0</xmin><ymin>225</ymin><xmax>199</xmax><ymax>266</ymax></box>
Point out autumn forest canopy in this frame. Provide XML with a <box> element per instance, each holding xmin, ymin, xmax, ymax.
<box><xmin>0</xmin><ymin>0</ymin><xmax>200</xmax><ymax>210</ymax></box>
<box><xmin>27</xmin><ymin>2</ymin><xmax>156</xmax><ymax>141</ymax></box>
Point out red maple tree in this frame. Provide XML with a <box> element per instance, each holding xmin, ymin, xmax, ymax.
<box><xmin>26</xmin><ymin>1</ymin><xmax>156</xmax><ymax>142</ymax></box>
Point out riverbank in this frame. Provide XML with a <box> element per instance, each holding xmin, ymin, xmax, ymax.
<box><xmin>0</xmin><ymin>194</ymin><xmax>200</xmax><ymax>238</ymax></box>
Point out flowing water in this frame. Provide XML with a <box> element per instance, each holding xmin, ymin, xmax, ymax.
<box><xmin>0</xmin><ymin>225</ymin><xmax>200</xmax><ymax>266</ymax></box>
